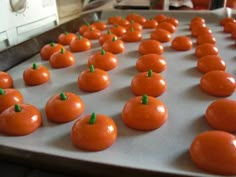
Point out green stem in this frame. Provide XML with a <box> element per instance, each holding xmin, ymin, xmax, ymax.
<box><xmin>64</xmin><ymin>31</ymin><xmax>68</xmax><ymax>35</ymax></box>
<box><xmin>60</xmin><ymin>92</ymin><xmax>67</xmax><ymax>100</ymax></box>
<box><xmin>130</xmin><ymin>27</ymin><xmax>134</xmax><ymax>32</ymax></box>
<box><xmin>148</xmin><ymin>69</ymin><xmax>153</xmax><ymax>77</ymax></box>
<box><xmin>78</xmin><ymin>35</ymin><xmax>83</xmax><ymax>40</ymax></box>
<box><xmin>15</xmin><ymin>104</ymin><xmax>21</xmax><ymax>112</ymax></box>
<box><xmin>89</xmin><ymin>112</ymin><xmax>96</xmax><ymax>124</ymax></box>
<box><xmin>60</xmin><ymin>48</ymin><xmax>65</xmax><ymax>54</ymax></box>
<box><xmin>32</xmin><ymin>63</ymin><xmax>37</xmax><ymax>69</ymax></box>
<box><xmin>50</xmin><ymin>42</ymin><xmax>55</xmax><ymax>47</ymax></box>
<box><xmin>112</xmin><ymin>37</ymin><xmax>117</xmax><ymax>42</ymax></box>
<box><xmin>90</xmin><ymin>27</ymin><xmax>94</xmax><ymax>31</ymax></box>
<box><xmin>107</xmin><ymin>30</ymin><xmax>111</xmax><ymax>35</ymax></box>
<box><xmin>85</xmin><ymin>22</ymin><xmax>90</xmax><ymax>26</ymax></box>
<box><xmin>0</xmin><ymin>88</ymin><xmax>5</xmax><ymax>95</ymax></box>
<box><xmin>90</xmin><ymin>65</ymin><xmax>95</xmax><ymax>72</ymax></box>
<box><xmin>142</xmin><ymin>94</ymin><xmax>148</xmax><ymax>105</ymax></box>
<box><xmin>101</xmin><ymin>49</ymin><xmax>105</xmax><ymax>55</ymax></box>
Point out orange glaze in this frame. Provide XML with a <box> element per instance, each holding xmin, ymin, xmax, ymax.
<box><xmin>131</xmin><ymin>70</ymin><xmax>166</xmax><ymax>97</ymax></box>
<box><xmin>23</xmin><ymin>63</ymin><xmax>50</xmax><ymax>86</ymax></box>
<box><xmin>122</xmin><ymin>95</ymin><xmax>168</xmax><ymax>130</ymax></box>
<box><xmin>0</xmin><ymin>71</ymin><xmax>13</xmax><ymax>89</ymax></box>
<box><xmin>0</xmin><ymin>88</ymin><xmax>24</xmax><ymax>113</ymax></box>
<box><xmin>45</xmin><ymin>92</ymin><xmax>85</xmax><ymax>123</ymax></box>
<box><xmin>71</xmin><ymin>113</ymin><xmax>117</xmax><ymax>151</ymax></box>
<box><xmin>0</xmin><ymin>103</ymin><xmax>42</xmax><ymax>136</ymax></box>
<box><xmin>200</xmin><ymin>70</ymin><xmax>236</xmax><ymax>97</ymax></box>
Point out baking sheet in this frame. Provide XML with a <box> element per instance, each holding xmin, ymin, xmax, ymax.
<box><xmin>2</xmin><ymin>9</ymin><xmax>236</xmax><ymax>177</ymax></box>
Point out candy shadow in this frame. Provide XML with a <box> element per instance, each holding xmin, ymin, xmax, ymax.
<box><xmin>184</xmin><ymin>84</ymin><xmax>216</xmax><ymax>102</ymax></box>
<box><xmin>112</xmin><ymin>113</ymin><xmax>145</xmax><ymax>137</ymax></box>
<box><xmin>184</xmin><ymin>67</ymin><xmax>203</xmax><ymax>78</ymax></box>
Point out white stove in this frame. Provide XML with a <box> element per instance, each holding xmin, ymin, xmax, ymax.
<box><xmin>0</xmin><ymin>0</ymin><xmax>58</xmax><ymax>51</ymax></box>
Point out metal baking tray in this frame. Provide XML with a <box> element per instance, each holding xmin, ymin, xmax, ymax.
<box><xmin>1</xmin><ymin>9</ymin><xmax>236</xmax><ymax>177</ymax></box>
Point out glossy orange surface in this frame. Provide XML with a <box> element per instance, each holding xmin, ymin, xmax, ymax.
<box><xmin>78</xmin><ymin>66</ymin><xmax>110</xmax><ymax>92</ymax></box>
<box><xmin>136</xmin><ymin>54</ymin><xmax>166</xmax><ymax>73</ymax></box>
<box><xmin>0</xmin><ymin>72</ymin><xmax>13</xmax><ymax>89</ymax></box>
<box><xmin>131</xmin><ymin>70</ymin><xmax>166</xmax><ymax>97</ymax></box>
<box><xmin>0</xmin><ymin>103</ymin><xmax>42</xmax><ymax>136</ymax></box>
<box><xmin>0</xmin><ymin>88</ymin><xmax>24</xmax><ymax>113</ymax></box>
<box><xmin>50</xmin><ymin>48</ymin><xmax>75</xmax><ymax>68</ymax></box>
<box><xmin>45</xmin><ymin>92</ymin><xmax>85</xmax><ymax>123</ymax></box>
<box><xmin>40</xmin><ymin>42</ymin><xmax>64</xmax><ymax>60</ymax></box>
<box><xmin>197</xmin><ymin>55</ymin><xmax>226</xmax><ymax>73</ymax></box>
<box><xmin>138</xmin><ymin>39</ymin><xmax>164</xmax><ymax>55</ymax></box>
<box><xmin>88</xmin><ymin>49</ymin><xmax>118</xmax><ymax>71</ymax></box>
<box><xmin>171</xmin><ymin>36</ymin><xmax>192</xmax><ymax>51</ymax></box>
<box><xmin>122</xmin><ymin>95</ymin><xmax>168</xmax><ymax>131</ymax></box>
<box><xmin>206</xmin><ymin>99</ymin><xmax>236</xmax><ymax>132</ymax></box>
<box><xmin>71</xmin><ymin>113</ymin><xmax>117</xmax><ymax>151</ymax></box>
<box><xmin>69</xmin><ymin>36</ymin><xmax>91</xmax><ymax>52</ymax></box>
<box><xmin>200</xmin><ymin>70</ymin><xmax>236</xmax><ymax>97</ymax></box>
<box><xmin>190</xmin><ymin>131</ymin><xmax>236</xmax><ymax>175</ymax></box>
<box><xmin>23</xmin><ymin>63</ymin><xmax>50</xmax><ymax>86</ymax></box>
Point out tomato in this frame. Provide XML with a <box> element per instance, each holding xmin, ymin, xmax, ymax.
<box><xmin>226</xmin><ymin>0</ymin><xmax>236</xmax><ymax>8</ymax></box>
<box><xmin>157</xmin><ymin>22</ymin><xmax>176</xmax><ymax>33</ymax></box>
<box><xmin>154</xmin><ymin>14</ymin><xmax>167</xmax><ymax>23</ymax></box>
<box><xmin>0</xmin><ymin>88</ymin><xmax>24</xmax><ymax>113</ymax></box>
<box><xmin>224</xmin><ymin>22</ymin><xmax>236</xmax><ymax>33</ymax></box>
<box><xmin>200</xmin><ymin>70</ymin><xmax>236</xmax><ymax>97</ymax></box>
<box><xmin>126</xmin><ymin>21</ymin><xmax>142</xmax><ymax>31</ymax></box>
<box><xmin>102</xmin><ymin>37</ymin><xmax>125</xmax><ymax>54</ymax></box>
<box><xmin>40</xmin><ymin>42</ymin><xmax>64</xmax><ymax>60</ymax></box>
<box><xmin>138</xmin><ymin>39</ymin><xmax>164</xmax><ymax>55</ymax></box>
<box><xmin>83</xmin><ymin>27</ymin><xmax>101</xmax><ymax>40</ymax></box>
<box><xmin>131</xmin><ymin>70</ymin><xmax>166</xmax><ymax>97</ymax></box>
<box><xmin>136</xmin><ymin>54</ymin><xmax>167</xmax><ymax>73</ymax></box>
<box><xmin>78</xmin><ymin>65</ymin><xmax>110</xmax><ymax>92</ymax></box>
<box><xmin>163</xmin><ymin>17</ymin><xmax>179</xmax><ymax>27</ymax></box>
<box><xmin>58</xmin><ymin>32</ymin><xmax>77</xmax><ymax>45</ymax></box>
<box><xmin>190</xmin><ymin>130</ymin><xmax>236</xmax><ymax>175</ymax></box>
<box><xmin>150</xmin><ymin>28</ymin><xmax>171</xmax><ymax>43</ymax></box>
<box><xmin>79</xmin><ymin>22</ymin><xmax>93</xmax><ymax>35</ymax></box>
<box><xmin>49</xmin><ymin>48</ymin><xmax>75</xmax><ymax>68</ymax></box>
<box><xmin>197</xmin><ymin>55</ymin><xmax>226</xmax><ymax>73</ymax></box>
<box><xmin>206</xmin><ymin>99</ymin><xmax>236</xmax><ymax>132</ymax></box>
<box><xmin>196</xmin><ymin>34</ymin><xmax>216</xmax><ymax>45</ymax></box>
<box><xmin>23</xmin><ymin>63</ymin><xmax>50</xmax><ymax>86</ymax></box>
<box><xmin>71</xmin><ymin>112</ymin><xmax>117</xmax><ymax>151</ymax></box>
<box><xmin>121</xmin><ymin>28</ymin><xmax>142</xmax><ymax>42</ymax></box>
<box><xmin>0</xmin><ymin>71</ymin><xmax>13</xmax><ymax>89</ymax></box>
<box><xmin>171</xmin><ymin>36</ymin><xmax>192</xmax><ymax>51</ymax></box>
<box><xmin>191</xmin><ymin>16</ymin><xmax>205</xmax><ymax>24</ymax></box>
<box><xmin>189</xmin><ymin>21</ymin><xmax>206</xmax><ymax>31</ymax></box>
<box><xmin>117</xmin><ymin>18</ymin><xmax>130</xmax><ymax>27</ymax></box>
<box><xmin>191</xmin><ymin>26</ymin><xmax>212</xmax><ymax>38</ymax></box>
<box><xmin>69</xmin><ymin>35</ymin><xmax>91</xmax><ymax>52</ymax></box>
<box><xmin>195</xmin><ymin>43</ymin><xmax>218</xmax><ymax>58</ymax></box>
<box><xmin>45</xmin><ymin>92</ymin><xmax>85</xmax><ymax>123</ymax></box>
<box><xmin>220</xmin><ymin>17</ymin><xmax>236</xmax><ymax>26</ymax></box>
<box><xmin>88</xmin><ymin>49</ymin><xmax>118</xmax><ymax>71</ymax></box>
<box><xmin>98</xmin><ymin>30</ymin><xmax>117</xmax><ymax>45</ymax></box>
<box><xmin>108</xmin><ymin>16</ymin><xmax>122</xmax><ymax>25</ymax></box>
<box><xmin>232</xmin><ymin>30</ymin><xmax>236</xmax><ymax>39</ymax></box>
<box><xmin>0</xmin><ymin>103</ymin><xmax>42</xmax><ymax>136</ymax></box>
<box><xmin>143</xmin><ymin>18</ymin><xmax>158</xmax><ymax>29</ymax></box>
<box><xmin>92</xmin><ymin>21</ymin><xmax>107</xmax><ymax>31</ymax></box>
<box><xmin>122</xmin><ymin>95</ymin><xmax>168</xmax><ymax>131</ymax></box>
<box><xmin>109</xmin><ymin>25</ymin><xmax>127</xmax><ymax>37</ymax></box>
